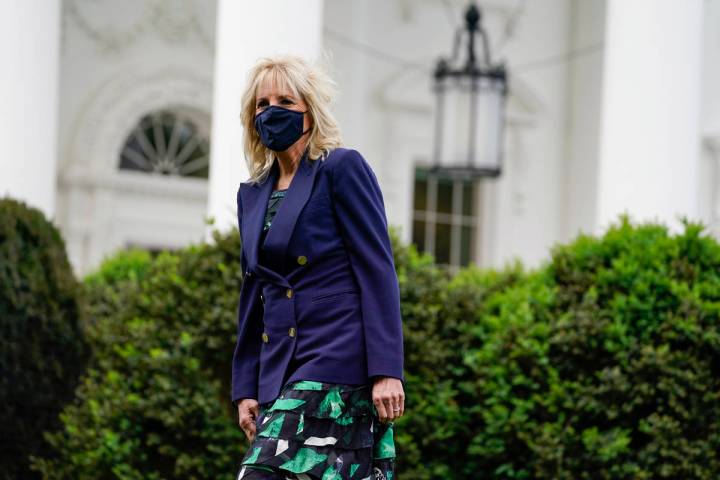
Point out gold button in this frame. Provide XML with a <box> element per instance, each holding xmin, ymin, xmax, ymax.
<box><xmin>262</xmin><ymin>332</ymin><xmax>269</xmax><ymax>343</ymax></box>
<box><xmin>286</xmin><ymin>288</ymin><xmax>293</xmax><ymax>298</ymax></box>
<box><xmin>297</xmin><ymin>255</ymin><xmax>307</xmax><ymax>265</ymax></box>
<box><xmin>288</xmin><ymin>327</ymin><xmax>296</xmax><ymax>337</ymax></box>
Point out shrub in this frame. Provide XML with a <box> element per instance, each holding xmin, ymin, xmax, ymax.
<box><xmin>30</xmin><ymin>214</ymin><xmax>720</xmax><ymax>479</ymax></box>
<box><xmin>82</xmin><ymin>248</ymin><xmax>154</xmax><ymax>288</ymax></box>
<box><xmin>458</xmin><ymin>215</ymin><xmax>720</xmax><ymax>478</ymax></box>
<box><xmin>30</xmin><ymin>229</ymin><xmax>245</xmax><ymax>479</ymax></box>
<box><xmin>0</xmin><ymin>197</ymin><xmax>90</xmax><ymax>480</ymax></box>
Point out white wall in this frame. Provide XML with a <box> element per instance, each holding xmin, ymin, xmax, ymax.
<box><xmin>56</xmin><ymin>0</ymin><xmax>217</xmax><ymax>275</ymax></box>
<box><xmin>561</xmin><ymin>0</ymin><xmax>606</xmax><ymax>241</ymax></box>
<box><xmin>15</xmin><ymin>0</ymin><xmax>717</xmax><ymax>275</ymax></box>
<box><xmin>324</xmin><ymin>0</ymin><xmax>575</xmax><ymax>269</ymax></box>
<box><xmin>0</xmin><ymin>0</ymin><xmax>61</xmax><ymax>217</ymax></box>
<box><xmin>700</xmin><ymin>0</ymin><xmax>720</xmax><ymax>237</ymax></box>
<box><xmin>596</xmin><ymin>0</ymin><xmax>704</xmax><ymax>234</ymax></box>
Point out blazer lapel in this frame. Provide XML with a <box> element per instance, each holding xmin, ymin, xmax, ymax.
<box><xmin>241</xmin><ymin>159</ymin><xmax>274</xmax><ymax>274</ymax></box>
<box><xmin>241</xmin><ymin>148</ymin><xmax>320</xmax><ymax>274</ymax></box>
<box><xmin>263</xmin><ymin>149</ymin><xmax>320</xmax><ymax>271</ymax></box>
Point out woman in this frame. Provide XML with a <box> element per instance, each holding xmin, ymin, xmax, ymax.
<box><xmin>231</xmin><ymin>55</ymin><xmax>406</xmax><ymax>480</ymax></box>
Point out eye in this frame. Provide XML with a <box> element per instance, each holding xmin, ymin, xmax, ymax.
<box><xmin>256</xmin><ymin>99</ymin><xmax>268</xmax><ymax>108</ymax></box>
<box><xmin>281</xmin><ymin>98</ymin><xmax>294</xmax><ymax>105</ymax></box>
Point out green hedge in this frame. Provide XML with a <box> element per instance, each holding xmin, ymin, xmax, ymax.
<box><xmin>31</xmin><ymin>215</ymin><xmax>720</xmax><ymax>479</ymax></box>
<box><xmin>0</xmin><ymin>197</ymin><xmax>90</xmax><ymax>480</ymax></box>
<box><xmin>435</xmin><ymin>215</ymin><xmax>720</xmax><ymax>479</ymax></box>
<box><xmin>30</xmin><ymin>230</ymin><xmax>245</xmax><ymax>479</ymax></box>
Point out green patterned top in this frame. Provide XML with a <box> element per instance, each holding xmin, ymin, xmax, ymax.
<box><xmin>259</xmin><ymin>189</ymin><xmax>286</xmax><ymax>267</ymax></box>
<box><xmin>263</xmin><ymin>188</ymin><xmax>287</xmax><ymax>232</ymax></box>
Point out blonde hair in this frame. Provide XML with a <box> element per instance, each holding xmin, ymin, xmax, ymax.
<box><xmin>239</xmin><ymin>54</ymin><xmax>343</xmax><ymax>184</ymax></box>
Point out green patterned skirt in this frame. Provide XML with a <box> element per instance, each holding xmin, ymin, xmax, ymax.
<box><xmin>237</xmin><ymin>379</ymin><xmax>396</xmax><ymax>480</ymax></box>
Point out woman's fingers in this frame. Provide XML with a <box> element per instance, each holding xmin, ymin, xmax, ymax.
<box><xmin>386</xmin><ymin>394</ymin><xmax>403</xmax><ymax>421</ymax></box>
<box><xmin>375</xmin><ymin>392</ymin><xmax>401</xmax><ymax>422</ymax></box>
<box><xmin>238</xmin><ymin>399</ymin><xmax>260</xmax><ymax>442</ymax></box>
<box><xmin>379</xmin><ymin>390</ymin><xmax>402</xmax><ymax>421</ymax></box>
<box><xmin>384</xmin><ymin>398</ymin><xmax>396</xmax><ymax>421</ymax></box>
<box><xmin>240</xmin><ymin>414</ymin><xmax>257</xmax><ymax>441</ymax></box>
<box><xmin>372</xmin><ymin>377</ymin><xmax>406</xmax><ymax>422</ymax></box>
<box><xmin>374</xmin><ymin>395</ymin><xmax>389</xmax><ymax>422</ymax></box>
<box><xmin>239</xmin><ymin>414</ymin><xmax>253</xmax><ymax>436</ymax></box>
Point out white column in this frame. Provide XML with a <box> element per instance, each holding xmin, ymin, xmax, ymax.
<box><xmin>596</xmin><ymin>0</ymin><xmax>704</xmax><ymax>233</ymax></box>
<box><xmin>0</xmin><ymin>0</ymin><xmax>61</xmax><ymax>217</ymax></box>
<box><xmin>207</xmin><ymin>0</ymin><xmax>324</xmax><ymax>236</ymax></box>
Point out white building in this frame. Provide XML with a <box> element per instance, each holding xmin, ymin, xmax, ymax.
<box><xmin>1</xmin><ymin>0</ymin><xmax>718</xmax><ymax>277</ymax></box>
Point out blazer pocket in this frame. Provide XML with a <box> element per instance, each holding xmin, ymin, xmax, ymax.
<box><xmin>311</xmin><ymin>289</ymin><xmax>359</xmax><ymax>303</ymax></box>
<box><xmin>302</xmin><ymin>194</ymin><xmax>331</xmax><ymax>215</ymax></box>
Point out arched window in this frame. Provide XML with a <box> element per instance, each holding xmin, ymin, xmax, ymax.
<box><xmin>119</xmin><ymin>109</ymin><xmax>210</xmax><ymax>179</ymax></box>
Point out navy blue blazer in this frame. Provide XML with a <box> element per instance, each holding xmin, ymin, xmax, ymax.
<box><xmin>231</xmin><ymin>147</ymin><xmax>405</xmax><ymax>406</ymax></box>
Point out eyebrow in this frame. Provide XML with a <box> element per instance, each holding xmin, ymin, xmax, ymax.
<box><xmin>256</xmin><ymin>93</ymin><xmax>296</xmax><ymax>103</ymax></box>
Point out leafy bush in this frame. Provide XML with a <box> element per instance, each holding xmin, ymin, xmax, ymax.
<box><xmin>0</xmin><ymin>197</ymin><xmax>90</xmax><ymax>480</ymax></box>
<box><xmin>30</xmin><ymin>229</ymin><xmax>245</xmax><ymax>479</ymax></box>
<box><xmin>30</xmin><ymin>214</ymin><xmax>720</xmax><ymax>479</ymax></box>
<box><xmin>455</xmin><ymin>215</ymin><xmax>720</xmax><ymax>478</ymax></box>
<box><xmin>392</xmin><ymin>234</ymin><xmax>532</xmax><ymax>479</ymax></box>
<box><xmin>82</xmin><ymin>248</ymin><xmax>154</xmax><ymax>288</ymax></box>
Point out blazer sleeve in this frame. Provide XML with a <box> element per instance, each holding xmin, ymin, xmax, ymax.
<box><xmin>230</xmin><ymin>185</ymin><xmax>263</xmax><ymax>406</ymax></box>
<box><xmin>331</xmin><ymin>149</ymin><xmax>405</xmax><ymax>383</ymax></box>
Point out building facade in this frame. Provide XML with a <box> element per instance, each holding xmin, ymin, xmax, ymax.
<box><xmin>1</xmin><ymin>0</ymin><xmax>718</xmax><ymax>277</ymax></box>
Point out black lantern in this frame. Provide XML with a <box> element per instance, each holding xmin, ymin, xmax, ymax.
<box><xmin>432</xmin><ymin>3</ymin><xmax>508</xmax><ymax>178</ymax></box>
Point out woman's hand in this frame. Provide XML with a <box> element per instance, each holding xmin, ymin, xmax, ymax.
<box><xmin>237</xmin><ymin>398</ymin><xmax>260</xmax><ymax>442</ymax></box>
<box><xmin>371</xmin><ymin>377</ymin><xmax>405</xmax><ymax>423</ymax></box>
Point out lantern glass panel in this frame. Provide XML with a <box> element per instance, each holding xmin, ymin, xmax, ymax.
<box><xmin>437</xmin><ymin>75</ymin><xmax>473</xmax><ymax>169</ymax></box>
<box><xmin>436</xmin><ymin>74</ymin><xmax>505</xmax><ymax>172</ymax></box>
<box><xmin>471</xmin><ymin>77</ymin><xmax>505</xmax><ymax>173</ymax></box>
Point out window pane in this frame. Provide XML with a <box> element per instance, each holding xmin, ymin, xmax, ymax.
<box><xmin>460</xmin><ymin>225</ymin><xmax>474</xmax><ymax>266</ymax></box>
<box><xmin>412</xmin><ymin>220</ymin><xmax>426</xmax><ymax>252</ymax></box>
<box><xmin>462</xmin><ymin>180</ymin><xmax>474</xmax><ymax>216</ymax></box>
<box><xmin>435</xmin><ymin>222</ymin><xmax>451</xmax><ymax>264</ymax></box>
<box><xmin>413</xmin><ymin>175</ymin><xmax>428</xmax><ymax>211</ymax></box>
<box><xmin>437</xmin><ymin>177</ymin><xmax>453</xmax><ymax>214</ymax></box>
<box><xmin>415</xmin><ymin>167</ymin><xmax>430</xmax><ymax>181</ymax></box>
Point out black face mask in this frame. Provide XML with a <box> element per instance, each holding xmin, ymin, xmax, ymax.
<box><xmin>254</xmin><ymin>105</ymin><xmax>310</xmax><ymax>151</ymax></box>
